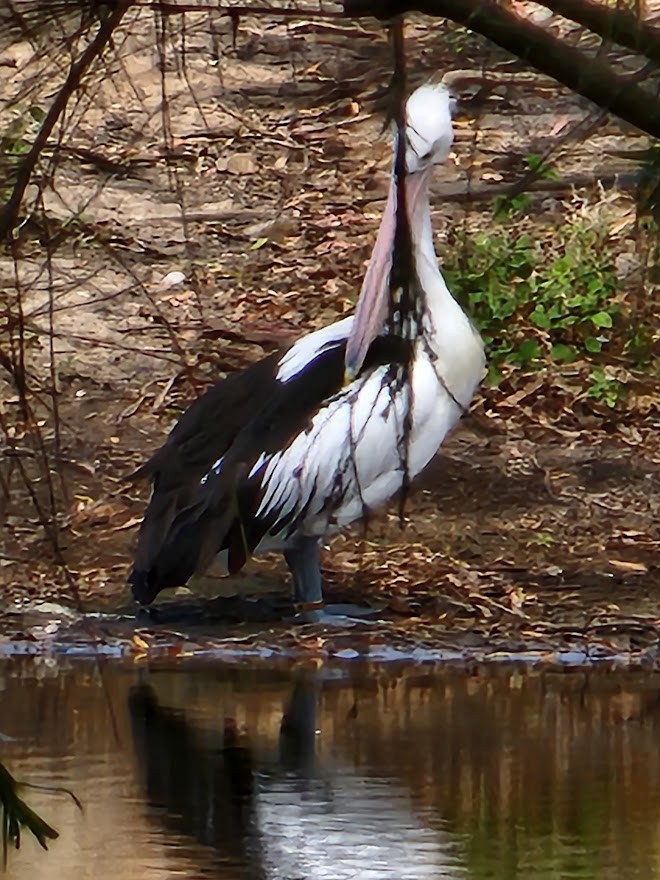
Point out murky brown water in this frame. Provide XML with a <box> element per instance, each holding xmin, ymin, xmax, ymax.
<box><xmin>3</xmin><ymin>658</ymin><xmax>660</xmax><ymax>879</ymax></box>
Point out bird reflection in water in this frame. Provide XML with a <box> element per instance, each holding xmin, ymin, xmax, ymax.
<box><xmin>128</xmin><ymin>684</ymin><xmax>261</xmax><ymax>878</ymax></box>
<box><xmin>128</xmin><ymin>677</ymin><xmax>462</xmax><ymax>880</ymax></box>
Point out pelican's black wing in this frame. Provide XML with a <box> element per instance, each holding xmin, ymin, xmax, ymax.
<box><xmin>129</xmin><ymin>335</ymin><xmax>410</xmax><ymax>604</ymax></box>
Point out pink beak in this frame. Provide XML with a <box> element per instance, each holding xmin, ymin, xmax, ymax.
<box><xmin>345</xmin><ymin>166</ymin><xmax>432</xmax><ymax>381</ymax></box>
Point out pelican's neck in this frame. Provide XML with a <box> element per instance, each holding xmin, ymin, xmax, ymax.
<box><xmin>409</xmin><ymin>171</ymin><xmax>486</xmax><ymax>406</ymax></box>
<box><xmin>408</xmin><ymin>171</ymin><xmax>453</xmax><ymax>316</ymax></box>
<box><xmin>346</xmin><ymin>164</ymin><xmax>484</xmax><ymax>386</ymax></box>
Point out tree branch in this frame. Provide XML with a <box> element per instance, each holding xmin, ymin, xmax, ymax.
<box><xmin>540</xmin><ymin>0</ymin><xmax>660</xmax><ymax>68</ymax></box>
<box><xmin>0</xmin><ymin>1</ymin><xmax>134</xmax><ymax>240</ymax></box>
<box><xmin>343</xmin><ymin>0</ymin><xmax>660</xmax><ymax>139</ymax></box>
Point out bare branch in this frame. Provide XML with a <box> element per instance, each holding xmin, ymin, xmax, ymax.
<box><xmin>0</xmin><ymin>1</ymin><xmax>134</xmax><ymax>239</ymax></box>
<box><xmin>540</xmin><ymin>0</ymin><xmax>660</xmax><ymax>67</ymax></box>
<box><xmin>343</xmin><ymin>0</ymin><xmax>660</xmax><ymax>139</ymax></box>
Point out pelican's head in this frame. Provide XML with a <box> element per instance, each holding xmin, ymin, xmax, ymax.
<box><xmin>345</xmin><ymin>82</ymin><xmax>456</xmax><ymax>381</ymax></box>
<box><xmin>403</xmin><ymin>82</ymin><xmax>456</xmax><ymax>174</ymax></box>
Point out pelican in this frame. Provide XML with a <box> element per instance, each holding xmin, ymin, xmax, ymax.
<box><xmin>128</xmin><ymin>81</ymin><xmax>485</xmax><ymax>622</ymax></box>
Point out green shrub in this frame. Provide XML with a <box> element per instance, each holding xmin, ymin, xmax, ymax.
<box><xmin>441</xmin><ymin>219</ymin><xmax>620</xmax><ymax>388</ymax></box>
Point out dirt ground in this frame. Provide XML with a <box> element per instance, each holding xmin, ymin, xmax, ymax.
<box><xmin>0</xmin><ymin>7</ymin><xmax>658</xmax><ymax>660</ymax></box>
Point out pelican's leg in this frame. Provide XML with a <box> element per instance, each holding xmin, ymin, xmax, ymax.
<box><xmin>283</xmin><ymin>537</ymin><xmax>324</xmax><ymax>622</ymax></box>
<box><xmin>283</xmin><ymin>537</ymin><xmax>378</xmax><ymax>625</ymax></box>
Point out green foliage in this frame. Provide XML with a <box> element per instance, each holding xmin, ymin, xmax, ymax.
<box><xmin>493</xmin><ymin>192</ymin><xmax>531</xmax><ymax>220</ymax></box>
<box><xmin>587</xmin><ymin>367</ymin><xmax>624</xmax><ymax>408</ymax></box>
<box><xmin>441</xmin><ymin>219</ymin><xmax>622</xmax><ymax>387</ymax></box>
<box><xmin>493</xmin><ymin>155</ymin><xmax>558</xmax><ymax>220</ymax></box>
<box><xmin>624</xmin><ymin>325</ymin><xmax>654</xmax><ymax>365</ymax></box>
<box><xmin>0</xmin><ymin>105</ymin><xmax>44</xmax><ymax>205</ymax></box>
<box><xmin>614</xmin><ymin>144</ymin><xmax>660</xmax><ymax>222</ymax></box>
<box><xmin>523</xmin><ymin>153</ymin><xmax>559</xmax><ymax>181</ymax></box>
<box><xmin>444</xmin><ymin>23</ymin><xmax>483</xmax><ymax>54</ymax></box>
<box><xmin>0</xmin><ymin>106</ymin><xmax>43</xmax><ymax>158</ymax></box>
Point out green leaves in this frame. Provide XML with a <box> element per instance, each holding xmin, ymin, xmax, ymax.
<box><xmin>551</xmin><ymin>343</ymin><xmax>577</xmax><ymax>362</ymax></box>
<box><xmin>530</xmin><ymin>307</ymin><xmax>551</xmax><ymax>329</ymax></box>
<box><xmin>27</xmin><ymin>105</ymin><xmax>46</xmax><ymax>124</ymax></box>
<box><xmin>590</xmin><ymin>311</ymin><xmax>613</xmax><ymax>329</ymax></box>
<box><xmin>514</xmin><ymin>338</ymin><xmax>541</xmax><ymax>363</ymax></box>
<box><xmin>588</xmin><ymin>367</ymin><xmax>624</xmax><ymax>407</ymax></box>
<box><xmin>524</xmin><ymin>153</ymin><xmax>559</xmax><ymax>181</ymax></box>
<box><xmin>442</xmin><ymin>219</ymin><xmax>620</xmax><ymax>380</ymax></box>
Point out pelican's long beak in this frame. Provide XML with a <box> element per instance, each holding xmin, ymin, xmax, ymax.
<box><xmin>345</xmin><ymin>166</ymin><xmax>432</xmax><ymax>382</ymax></box>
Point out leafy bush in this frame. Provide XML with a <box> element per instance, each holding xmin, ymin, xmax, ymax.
<box><xmin>440</xmin><ymin>219</ymin><xmax>621</xmax><ymax>389</ymax></box>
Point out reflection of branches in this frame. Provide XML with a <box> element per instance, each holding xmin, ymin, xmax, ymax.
<box><xmin>0</xmin><ymin>759</ymin><xmax>82</xmax><ymax>869</ymax></box>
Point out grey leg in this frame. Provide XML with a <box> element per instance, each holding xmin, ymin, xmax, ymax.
<box><xmin>283</xmin><ymin>536</ymin><xmax>379</xmax><ymax>625</ymax></box>
<box><xmin>283</xmin><ymin>536</ymin><xmax>324</xmax><ymax>622</ymax></box>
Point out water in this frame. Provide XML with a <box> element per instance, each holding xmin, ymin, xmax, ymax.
<box><xmin>2</xmin><ymin>658</ymin><xmax>660</xmax><ymax>880</ymax></box>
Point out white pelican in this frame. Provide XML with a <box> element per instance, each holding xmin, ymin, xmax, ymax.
<box><xmin>129</xmin><ymin>81</ymin><xmax>485</xmax><ymax>622</ymax></box>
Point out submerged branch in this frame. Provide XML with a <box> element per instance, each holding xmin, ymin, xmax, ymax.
<box><xmin>0</xmin><ymin>762</ymin><xmax>58</xmax><ymax>868</ymax></box>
